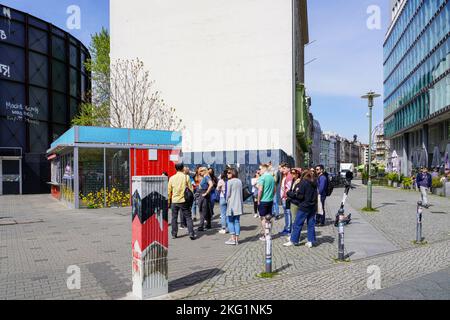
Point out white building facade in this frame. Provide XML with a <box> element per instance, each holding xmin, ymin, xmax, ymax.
<box><xmin>110</xmin><ymin>0</ymin><xmax>309</xmax><ymax>165</ymax></box>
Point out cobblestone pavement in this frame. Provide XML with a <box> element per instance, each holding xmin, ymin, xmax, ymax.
<box><xmin>189</xmin><ymin>239</ymin><xmax>450</xmax><ymax>300</ymax></box>
<box><xmin>0</xmin><ymin>185</ymin><xmax>449</xmax><ymax>300</ymax></box>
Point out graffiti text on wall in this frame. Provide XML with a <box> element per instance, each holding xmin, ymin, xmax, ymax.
<box><xmin>0</xmin><ymin>29</ymin><xmax>6</xmax><ymax>40</ymax></box>
<box><xmin>5</xmin><ymin>101</ymin><xmax>40</xmax><ymax>125</ymax></box>
<box><xmin>0</xmin><ymin>63</ymin><xmax>10</xmax><ymax>77</ymax></box>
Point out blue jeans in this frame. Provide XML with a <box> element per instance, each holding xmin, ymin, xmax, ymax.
<box><xmin>227</xmin><ymin>215</ymin><xmax>241</xmax><ymax>236</ymax></box>
<box><xmin>272</xmin><ymin>191</ymin><xmax>280</xmax><ymax>216</ymax></box>
<box><xmin>282</xmin><ymin>199</ymin><xmax>292</xmax><ymax>233</ymax></box>
<box><xmin>219</xmin><ymin>197</ymin><xmax>227</xmax><ymax>230</ymax></box>
<box><xmin>290</xmin><ymin>209</ymin><xmax>316</xmax><ymax>244</ymax></box>
<box><xmin>191</xmin><ymin>199</ymin><xmax>198</xmax><ymax>219</ymax></box>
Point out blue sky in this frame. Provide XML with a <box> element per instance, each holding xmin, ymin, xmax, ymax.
<box><xmin>1</xmin><ymin>0</ymin><xmax>109</xmax><ymax>48</ymax></box>
<box><xmin>306</xmin><ymin>0</ymin><xmax>390</xmax><ymax>143</ymax></box>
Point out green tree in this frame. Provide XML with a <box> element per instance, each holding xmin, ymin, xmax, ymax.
<box><xmin>73</xmin><ymin>28</ymin><xmax>183</xmax><ymax>131</ymax></box>
<box><xmin>72</xmin><ymin>28</ymin><xmax>110</xmax><ymax>126</ymax></box>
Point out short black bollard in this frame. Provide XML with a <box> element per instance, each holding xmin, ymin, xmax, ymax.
<box><xmin>264</xmin><ymin>214</ymin><xmax>273</xmax><ymax>273</ymax></box>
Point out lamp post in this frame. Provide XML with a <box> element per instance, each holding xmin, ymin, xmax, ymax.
<box><xmin>361</xmin><ymin>91</ymin><xmax>381</xmax><ymax>210</ymax></box>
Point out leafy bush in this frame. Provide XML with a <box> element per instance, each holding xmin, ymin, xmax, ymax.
<box><xmin>432</xmin><ymin>177</ymin><xmax>444</xmax><ymax>188</ymax></box>
<box><xmin>402</xmin><ymin>177</ymin><xmax>413</xmax><ymax>188</ymax></box>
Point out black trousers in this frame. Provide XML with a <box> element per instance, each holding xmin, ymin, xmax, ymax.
<box><xmin>198</xmin><ymin>193</ymin><xmax>211</xmax><ymax>229</ymax></box>
<box><xmin>171</xmin><ymin>202</ymin><xmax>194</xmax><ymax>237</ymax></box>
<box><xmin>252</xmin><ymin>196</ymin><xmax>258</xmax><ymax>214</ymax></box>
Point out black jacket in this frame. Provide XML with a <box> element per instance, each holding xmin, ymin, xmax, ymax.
<box><xmin>287</xmin><ymin>179</ymin><xmax>318</xmax><ymax>213</ymax></box>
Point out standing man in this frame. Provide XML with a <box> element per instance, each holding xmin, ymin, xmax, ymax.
<box><xmin>416</xmin><ymin>167</ymin><xmax>432</xmax><ymax>207</ymax></box>
<box><xmin>168</xmin><ymin>163</ymin><xmax>196</xmax><ymax>240</ymax></box>
<box><xmin>257</xmin><ymin>163</ymin><xmax>276</xmax><ymax>241</ymax></box>
<box><xmin>316</xmin><ymin>165</ymin><xmax>328</xmax><ymax>227</ymax></box>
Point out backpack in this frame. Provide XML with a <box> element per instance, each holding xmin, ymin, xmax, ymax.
<box><xmin>184</xmin><ymin>175</ymin><xmax>194</xmax><ymax>206</ymax></box>
<box><xmin>324</xmin><ymin>172</ymin><xmax>334</xmax><ymax>197</ymax></box>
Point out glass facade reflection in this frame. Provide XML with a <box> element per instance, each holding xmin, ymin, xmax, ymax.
<box><xmin>0</xmin><ymin>5</ymin><xmax>90</xmax><ymax>194</ymax></box>
<box><xmin>384</xmin><ymin>0</ymin><xmax>450</xmax><ymax>138</ymax></box>
<box><xmin>50</xmin><ymin>150</ymin><xmax>75</xmax><ymax>206</ymax></box>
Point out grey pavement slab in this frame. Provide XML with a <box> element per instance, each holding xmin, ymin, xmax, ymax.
<box><xmin>326</xmin><ymin>190</ymin><xmax>399</xmax><ymax>260</ymax></box>
<box><xmin>359</xmin><ymin>267</ymin><xmax>450</xmax><ymax>300</ymax></box>
<box><xmin>347</xmin><ymin>182</ymin><xmax>450</xmax><ymax>249</ymax></box>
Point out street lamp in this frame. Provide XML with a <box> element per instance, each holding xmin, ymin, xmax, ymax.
<box><xmin>361</xmin><ymin>91</ymin><xmax>381</xmax><ymax>210</ymax></box>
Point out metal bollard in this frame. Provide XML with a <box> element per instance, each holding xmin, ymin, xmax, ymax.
<box><xmin>264</xmin><ymin>214</ymin><xmax>273</xmax><ymax>273</ymax></box>
<box><xmin>337</xmin><ymin>208</ymin><xmax>345</xmax><ymax>261</ymax></box>
<box><xmin>416</xmin><ymin>201</ymin><xmax>423</xmax><ymax>243</ymax></box>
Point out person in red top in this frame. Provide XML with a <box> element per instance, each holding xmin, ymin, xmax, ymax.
<box><xmin>279</xmin><ymin>163</ymin><xmax>294</xmax><ymax>236</ymax></box>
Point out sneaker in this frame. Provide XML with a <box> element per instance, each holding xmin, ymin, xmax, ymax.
<box><xmin>283</xmin><ymin>241</ymin><xmax>295</xmax><ymax>247</ymax></box>
<box><xmin>179</xmin><ymin>225</ymin><xmax>186</xmax><ymax>230</ymax></box>
<box><xmin>305</xmin><ymin>242</ymin><xmax>313</xmax><ymax>248</ymax></box>
<box><xmin>190</xmin><ymin>235</ymin><xmax>197</xmax><ymax>240</ymax></box>
<box><xmin>172</xmin><ymin>235</ymin><xmax>177</xmax><ymax>239</ymax></box>
<box><xmin>225</xmin><ymin>239</ymin><xmax>237</xmax><ymax>245</ymax></box>
<box><xmin>259</xmin><ymin>236</ymin><xmax>266</xmax><ymax>241</ymax></box>
<box><xmin>219</xmin><ymin>229</ymin><xmax>227</xmax><ymax>234</ymax></box>
<box><xmin>253</xmin><ymin>214</ymin><xmax>259</xmax><ymax>218</ymax></box>
<box><xmin>197</xmin><ymin>227</ymin><xmax>205</xmax><ymax>232</ymax></box>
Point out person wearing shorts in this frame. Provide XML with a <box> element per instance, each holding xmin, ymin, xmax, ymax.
<box><xmin>257</xmin><ymin>163</ymin><xmax>276</xmax><ymax>241</ymax></box>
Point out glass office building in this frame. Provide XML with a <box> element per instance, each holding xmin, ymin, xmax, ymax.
<box><xmin>384</xmin><ymin>0</ymin><xmax>450</xmax><ymax>175</ymax></box>
<box><xmin>0</xmin><ymin>4</ymin><xmax>91</xmax><ymax>194</ymax></box>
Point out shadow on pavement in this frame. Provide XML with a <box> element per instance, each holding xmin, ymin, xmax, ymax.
<box><xmin>274</xmin><ymin>264</ymin><xmax>292</xmax><ymax>273</ymax></box>
<box><xmin>169</xmin><ymin>268</ymin><xmax>225</xmax><ymax>292</ymax></box>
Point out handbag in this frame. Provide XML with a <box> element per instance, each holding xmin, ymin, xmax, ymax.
<box><xmin>242</xmin><ymin>185</ymin><xmax>253</xmax><ymax>202</ymax></box>
<box><xmin>184</xmin><ymin>176</ymin><xmax>194</xmax><ymax>205</ymax></box>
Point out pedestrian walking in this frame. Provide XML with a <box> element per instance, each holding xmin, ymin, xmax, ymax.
<box><xmin>316</xmin><ymin>165</ymin><xmax>329</xmax><ymax>226</ymax></box>
<box><xmin>197</xmin><ymin>167</ymin><xmax>214</xmax><ymax>231</ymax></box>
<box><xmin>279</xmin><ymin>163</ymin><xmax>293</xmax><ymax>236</ymax></box>
<box><xmin>283</xmin><ymin>170</ymin><xmax>318</xmax><ymax>248</ymax></box>
<box><xmin>257</xmin><ymin>163</ymin><xmax>276</xmax><ymax>241</ymax></box>
<box><xmin>168</xmin><ymin>163</ymin><xmax>196</xmax><ymax>240</ymax></box>
<box><xmin>416</xmin><ymin>167</ymin><xmax>432</xmax><ymax>207</ymax></box>
<box><xmin>217</xmin><ymin>170</ymin><xmax>229</xmax><ymax>234</ymax></box>
<box><xmin>225</xmin><ymin>168</ymin><xmax>244</xmax><ymax>245</ymax></box>
<box><xmin>251</xmin><ymin>171</ymin><xmax>261</xmax><ymax>218</ymax></box>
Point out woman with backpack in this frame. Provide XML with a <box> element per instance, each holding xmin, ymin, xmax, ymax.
<box><xmin>283</xmin><ymin>170</ymin><xmax>318</xmax><ymax>248</ymax></box>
